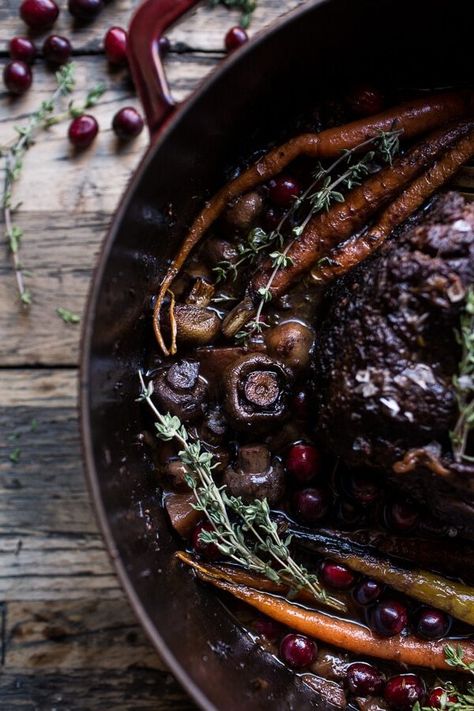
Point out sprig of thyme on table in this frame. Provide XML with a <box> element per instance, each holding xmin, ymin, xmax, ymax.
<box><xmin>209</xmin><ymin>0</ymin><xmax>257</xmax><ymax>28</ymax></box>
<box><xmin>451</xmin><ymin>287</ymin><xmax>474</xmax><ymax>463</ymax></box>
<box><xmin>137</xmin><ymin>371</ymin><xmax>346</xmax><ymax>612</ymax></box>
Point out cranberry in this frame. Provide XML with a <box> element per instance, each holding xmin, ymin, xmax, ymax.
<box><xmin>3</xmin><ymin>61</ymin><xmax>32</xmax><ymax>95</ymax></box>
<box><xmin>293</xmin><ymin>488</ymin><xmax>329</xmax><ymax>524</ymax></box>
<box><xmin>346</xmin><ymin>662</ymin><xmax>385</xmax><ymax>696</ymax></box>
<box><xmin>388</xmin><ymin>501</ymin><xmax>419</xmax><ymax>531</ymax></box>
<box><xmin>192</xmin><ymin>520</ymin><xmax>219</xmax><ymax>560</ymax></box>
<box><xmin>320</xmin><ymin>560</ymin><xmax>355</xmax><ymax>590</ymax></box>
<box><xmin>68</xmin><ymin>0</ymin><xmax>103</xmax><ymax>21</ymax></box>
<box><xmin>347</xmin><ymin>84</ymin><xmax>384</xmax><ymax>117</ymax></box>
<box><xmin>372</xmin><ymin>599</ymin><xmax>408</xmax><ymax>637</ymax></box>
<box><xmin>20</xmin><ymin>0</ymin><xmax>59</xmax><ymax>29</ymax></box>
<box><xmin>279</xmin><ymin>633</ymin><xmax>317</xmax><ymax>669</ymax></box>
<box><xmin>416</xmin><ymin>609</ymin><xmax>450</xmax><ymax>640</ymax></box>
<box><xmin>286</xmin><ymin>443</ymin><xmax>320</xmax><ymax>483</ymax></box>
<box><xmin>428</xmin><ymin>688</ymin><xmax>458</xmax><ymax>709</ymax></box>
<box><xmin>384</xmin><ymin>674</ymin><xmax>425</xmax><ymax>711</ymax></box>
<box><xmin>348</xmin><ymin>471</ymin><xmax>380</xmax><ymax>504</ymax></box>
<box><xmin>263</xmin><ymin>207</ymin><xmax>282</xmax><ymax>231</ymax></box>
<box><xmin>68</xmin><ymin>114</ymin><xmax>99</xmax><ymax>149</ymax></box>
<box><xmin>254</xmin><ymin>617</ymin><xmax>284</xmax><ymax>642</ymax></box>
<box><xmin>9</xmin><ymin>37</ymin><xmax>36</xmax><ymax>64</ymax></box>
<box><xmin>158</xmin><ymin>35</ymin><xmax>171</xmax><ymax>56</ymax></box>
<box><xmin>225</xmin><ymin>26</ymin><xmax>248</xmax><ymax>52</ymax></box>
<box><xmin>292</xmin><ymin>390</ymin><xmax>310</xmax><ymax>420</ymax></box>
<box><xmin>112</xmin><ymin>107</ymin><xmax>144</xmax><ymax>140</ymax></box>
<box><xmin>269</xmin><ymin>176</ymin><xmax>301</xmax><ymax>208</ymax></box>
<box><xmin>43</xmin><ymin>35</ymin><xmax>72</xmax><ymax>65</ymax></box>
<box><xmin>353</xmin><ymin>578</ymin><xmax>384</xmax><ymax>606</ymax></box>
<box><xmin>104</xmin><ymin>26</ymin><xmax>128</xmax><ymax>65</ymax></box>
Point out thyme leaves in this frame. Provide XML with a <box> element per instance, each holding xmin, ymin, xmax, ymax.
<box><xmin>209</xmin><ymin>0</ymin><xmax>257</xmax><ymax>28</ymax></box>
<box><xmin>451</xmin><ymin>288</ymin><xmax>474</xmax><ymax>463</ymax></box>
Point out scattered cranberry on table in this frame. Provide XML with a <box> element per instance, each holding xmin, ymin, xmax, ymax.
<box><xmin>371</xmin><ymin>599</ymin><xmax>408</xmax><ymax>637</ymax></box>
<box><xmin>68</xmin><ymin>114</ymin><xmax>99</xmax><ymax>149</ymax></box>
<box><xmin>320</xmin><ymin>560</ymin><xmax>355</xmax><ymax>590</ymax></box>
<box><xmin>225</xmin><ymin>26</ymin><xmax>248</xmax><ymax>52</ymax></box>
<box><xmin>384</xmin><ymin>674</ymin><xmax>425</xmax><ymax>711</ymax></box>
<box><xmin>104</xmin><ymin>26</ymin><xmax>128</xmax><ymax>65</ymax></box>
<box><xmin>347</xmin><ymin>84</ymin><xmax>384</xmax><ymax>117</ymax></box>
<box><xmin>293</xmin><ymin>487</ymin><xmax>329</xmax><ymax>524</ymax></box>
<box><xmin>279</xmin><ymin>633</ymin><xmax>317</xmax><ymax>669</ymax></box>
<box><xmin>192</xmin><ymin>520</ymin><xmax>220</xmax><ymax>560</ymax></box>
<box><xmin>43</xmin><ymin>35</ymin><xmax>72</xmax><ymax>65</ymax></box>
<box><xmin>428</xmin><ymin>687</ymin><xmax>458</xmax><ymax>708</ymax></box>
<box><xmin>286</xmin><ymin>443</ymin><xmax>320</xmax><ymax>482</ymax></box>
<box><xmin>3</xmin><ymin>61</ymin><xmax>32</xmax><ymax>95</ymax></box>
<box><xmin>346</xmin><ymin>662</ymin><xmax>385</xmax><ymax>696</ymax></box>
<box><xmin>20</xmin><ymin>0</ymin><xmax>59</xmax><ymax>30</ymax></box>
<box><xmin>269</xmin><ymin>176</ymin><xmax>301</xmax><ymax>208</ymax></box>
<box><xmin>9</xmin><ymin>37</ymin><xmax>36</xmax><ymax>64</ymax></box>
<box><xmin>112</xmin><ymin>107</ymin><xmax>144</xmax><ymax>140</ymax></box>
<box><xmin>388</xmin><ymin>501</ymin><xmax>419</xmax><ymax>531</ymax></box>
<box><xmin>158</xmin><ymin>35</ymin><xmax>171</xmax><ymax>57</ymax></box>
<box><xmin>415</xmin><ymin>608</ymin><xmax>450</xmax><ymax>640</ymax></box>
<box><xmin>68</xmin><ymin>0</ymin><xmax>103</xmax><ymax>21</ymax></box>
<box><xmin>353</xmin><ymin>578</ymin><xmax>384</xmax><ymax>606</ymax></box>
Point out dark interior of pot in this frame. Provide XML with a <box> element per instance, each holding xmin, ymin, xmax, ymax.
<box><xmin>81</xmin><ymin>1</ymin><xmax>472</xmax><ymax>708</ymax></box>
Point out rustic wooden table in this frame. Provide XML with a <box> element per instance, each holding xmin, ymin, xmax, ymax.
<box><xmin>0</xmin><ymin>0</ymin><xmax>305</xmax><ymax>707</ymax></box>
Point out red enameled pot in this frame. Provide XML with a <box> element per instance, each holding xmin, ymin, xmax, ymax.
<box><xmin>80</xmin><ymin>1</ymin><xmax>471</xmax><ymax>708</ymax></box>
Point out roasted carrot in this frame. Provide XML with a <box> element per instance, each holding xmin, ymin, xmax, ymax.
<box><xmin>179</xmin><ymin>555</ymin><xmax>474</xmax><ymax>672</ymax></box>
<box><xmin>310</xmin><ymin>126</ymin><xmax>474</xmax><ymax>283</ymax></box>
<box><xmin>153</xmin><ymin>90</ymin><xmax>474</xmax><ymax>354</ymax></box>
<box><xmin>251</xmin><ymin>121</ymin><xmax>474</xmax><ymax>298</ymax></box>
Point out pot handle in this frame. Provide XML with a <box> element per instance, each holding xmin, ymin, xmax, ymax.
<box><xmin>128</xmin><ymin>0</ymin><xmax>202</xmax><ymax>137</ymax></box>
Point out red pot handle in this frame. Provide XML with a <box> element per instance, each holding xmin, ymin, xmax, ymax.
<box><xmin>128</xmin><ymin>0</ymin><xmax>202</xmax><ymax>138</ymax></box>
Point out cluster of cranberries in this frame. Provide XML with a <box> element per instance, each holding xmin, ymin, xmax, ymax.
<box><xmin>3</xmin><ymin>0</ymin><xmax>145</xmax><ymax>147</ymax></box>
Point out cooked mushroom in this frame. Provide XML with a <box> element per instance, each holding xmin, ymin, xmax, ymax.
<box><xmin>173</xmin><ymin>304</ymin><xmax>221</xmax><ymax>346</ymax></box>
<box><xmin>265</xmin><ymin>319</ymin><xmax>315</xmax><ymax>372</ymax></box>
<box><xmin>153</xmin><ymin>359</ymin><xmax>208</xmax><ymax>422</ymax></box>
<box><xmin>223</xmin><ymin>444</ymin><xmax>285</xmax><ymax>504</ymax></box>
<box><xmin>164</xmin><ymin>492</ymin><xmax>202</xmax><ymax>538</ymax></box>
<box><xmin>223</xmin><ymin>353</ymin><xmax>293</xmax><ymax>430</ymax></box>
<box><xmin>163</xmin><ymin>458</ymin><xmax>191</xmax><ymax>491</ymax></box>
<box><xmin>186</xmin><ymin>278</ymin><xmax>215</xmax><ymax>307</ymax></box>
<box><xmin>203</xmin><ymin>238</ymin><xmax>239</xmax><ymax>269</ymax></box>
<box><xmin>225</xmin><ymin>191</ymin><xmax>263</xmax><ymax>231</ymax></box>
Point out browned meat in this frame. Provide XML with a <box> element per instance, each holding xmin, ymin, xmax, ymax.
<box><xmin>314</xmin><ymin>192</ymin><xmax>474</xmax><ymax>535</ymax></box>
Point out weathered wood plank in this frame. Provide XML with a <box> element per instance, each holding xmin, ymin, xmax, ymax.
<box><xmin>0</xmin><ymin>0</ymin><xmax>304</xmax><ymax>53</ymax></box>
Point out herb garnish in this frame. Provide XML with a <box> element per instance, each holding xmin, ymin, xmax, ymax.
<box><xmin>451</xmin><ymin>288</ymin><xmax>474</xmax><ymax>463</ymax></box>
<box><xmin>56</xmin><ymin>307</ymin><xmax>81</xmax><ymax>324</ymax></box>
<box><xmin>209</xmin><ymin>0</ymin><xmax>257</xmax><ymax>28</ymax></box>
<box><xmin>413</xmin><ymin>646</ymin><xmax>474</xmax><ymax>711</ymax></box>
<box><xmin>138</xmin><ymin>371</ymin><xmax>346</xmax><ymax>612</ymax></box>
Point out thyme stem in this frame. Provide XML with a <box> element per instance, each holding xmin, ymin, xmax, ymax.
<box><xmin>451</xmin><ymin>288</ymin><xmax>474</xmax><ymax>463</ymax></box>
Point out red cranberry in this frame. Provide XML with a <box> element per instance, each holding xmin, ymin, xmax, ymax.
<box><xmin>112</xmin><ymin>107</ymin><xmax>144</xmax><ymax>140</ymax></box>
<box><xmin>43</xmin><ymin>35</ymin><xmax>72</xmax><ymax>65</ymax></box>
<box><xmin>158</xmin><ymin>35</ymin><xmax>171</xmax><ymax>56</ymax></box>
<box><xmin>416</xmin><ymin>609</ymin><xmax>450</xmax><ymax>640</ymax></box>
<box><xmin>346</xmin><ymin>662</ymin><xmax>385</xmax><ymax>696</ymax></box>
<box><xmin>20</xmin><ymin>0</ymin><xmax>59</xmax><ymax>29</ymax></box>
<box><xmin>192</xmin><ymin>520</ymin><xmax>219</xmax><ymax>560</ymax></box>
<box><xmin>68</xmin><ymin>0</ymin><xmax>103</xmax><ymax>21</ymax></box>
<box><xmin>320</xmin><ymin>560</ymin><xmax>355</xmax><ymax>590</ymax></box>
<box><xmin>9</xmin><ymin>37</ymin><xmax>36</xmax><ymax>64</ymax></box>
<box><xmin>269</xmin><ymin>176</ymin><xmax>301</xmax><ymax>208</ymax></box>
<box><xmin>348</xmin><ymin>471</ymin><xmax>380</xmax><ymax>504</ymax></box>
<box><xmin>254</xmin><ymin>617</ymin><xmax>283</xmax><ymax>642</ymax></box>
<box><xmin>292</xmin><ymin>390</ymin><xmax>310</xmax><ymax>420</ymax></box>
<box><xmin>3</xmin><ymin>61</ymin><xmax>32</xmax><ymax>95</ymax></box>
<box><xmin>279</xmin><ymin>633</ymin><xmax>317</xmax><ymax>669</ymax></box>
<box><xmin>293</xmin><ymin>488</ymin><xmax>329</xmax><ymax>524</ymax></box>
<box><xmin>353</xmin><ymin>578</ymin><xmax>384</xmax><ymax>606</ymax></box>
<box><xmin>104</xmin><ymin>26</ymin><xmax>128</xmax><ymax>65</ymax></box>
<box><xmin>347</xmin><ymin>84</ymin><xmax>384</xmax><ymax>117</ymax></box>
<box><xmin>388</xmin><ymin>501</ymin><xmax>419</xmax><ymax>531</ymax></box>
<box><xmin>428</xmin><ymin>688</ymin><xmax>458</xmax><ymax>708</ymax></box>
<box><xmin>384</xmin><ymin>674</ymin><xmax>425</xmax><ymax>711</ymax></box>
<box><xmin>372</xmin><ymin>599</ymin><xmax>408</xmax><ymax>637</ymax></box>
<box><xmin>225</xmin><ymin>26</ymin><xmax>248</xmax><ymax>52</ymax></box>
<box><xmin>286</xmin><ymin>443</ymin><xmax>320</xmax><ymax>482</ymax></box>
<box><xmin>68</xmin><ymin>114</ymin><xmax>99</xmax><ymax>149</ymax></box>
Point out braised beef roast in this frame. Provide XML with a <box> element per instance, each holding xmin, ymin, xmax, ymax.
<box><xmin>314</xmin><ymin>192</ymin><xmax>474</xmax><ymax>536</ymax></box>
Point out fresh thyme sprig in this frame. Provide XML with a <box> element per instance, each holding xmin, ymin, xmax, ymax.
<box><xmin>413</xmin><ymin>647</ymin><xmax>474</xmax><ymax>711</ymax></box>
<box><xmin>209</xmin><ymin>0</ymin><xmax>257</xmax><ymax>28</ymax></box>
<box><xmin>56</xmin><ymin>307</ymin><xmax>81</xmax><ymax>324</ymax></box>
<box><xmin>137</xmin><ymin>371</ymin><xmax>346</xmax><ymax>612</ymax></box>
<box><xmin>1</xmin><ymin>64</ymin><xmax>76</xmax><ymax>305</ymax></box>
<box><xmin>451</xmin><ymin>288</ymin><xmax>474</xmax><ymax>463</ymax></box>
<box><xmin>445</xmin><ymin>645</ymin><xmax>474</xmax><ymax>675</ymax></box>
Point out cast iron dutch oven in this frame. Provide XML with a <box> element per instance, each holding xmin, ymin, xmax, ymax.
<box><xmin>80</xmin><ymin>1</ymin><xmax>471</xmax><ymax>708</ymax></box>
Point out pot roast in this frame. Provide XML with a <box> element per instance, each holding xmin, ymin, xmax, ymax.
<box><xmin>314</xmin><ymin>192</ymin><xmax>474</xmax><ymax>536</ymax></box>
